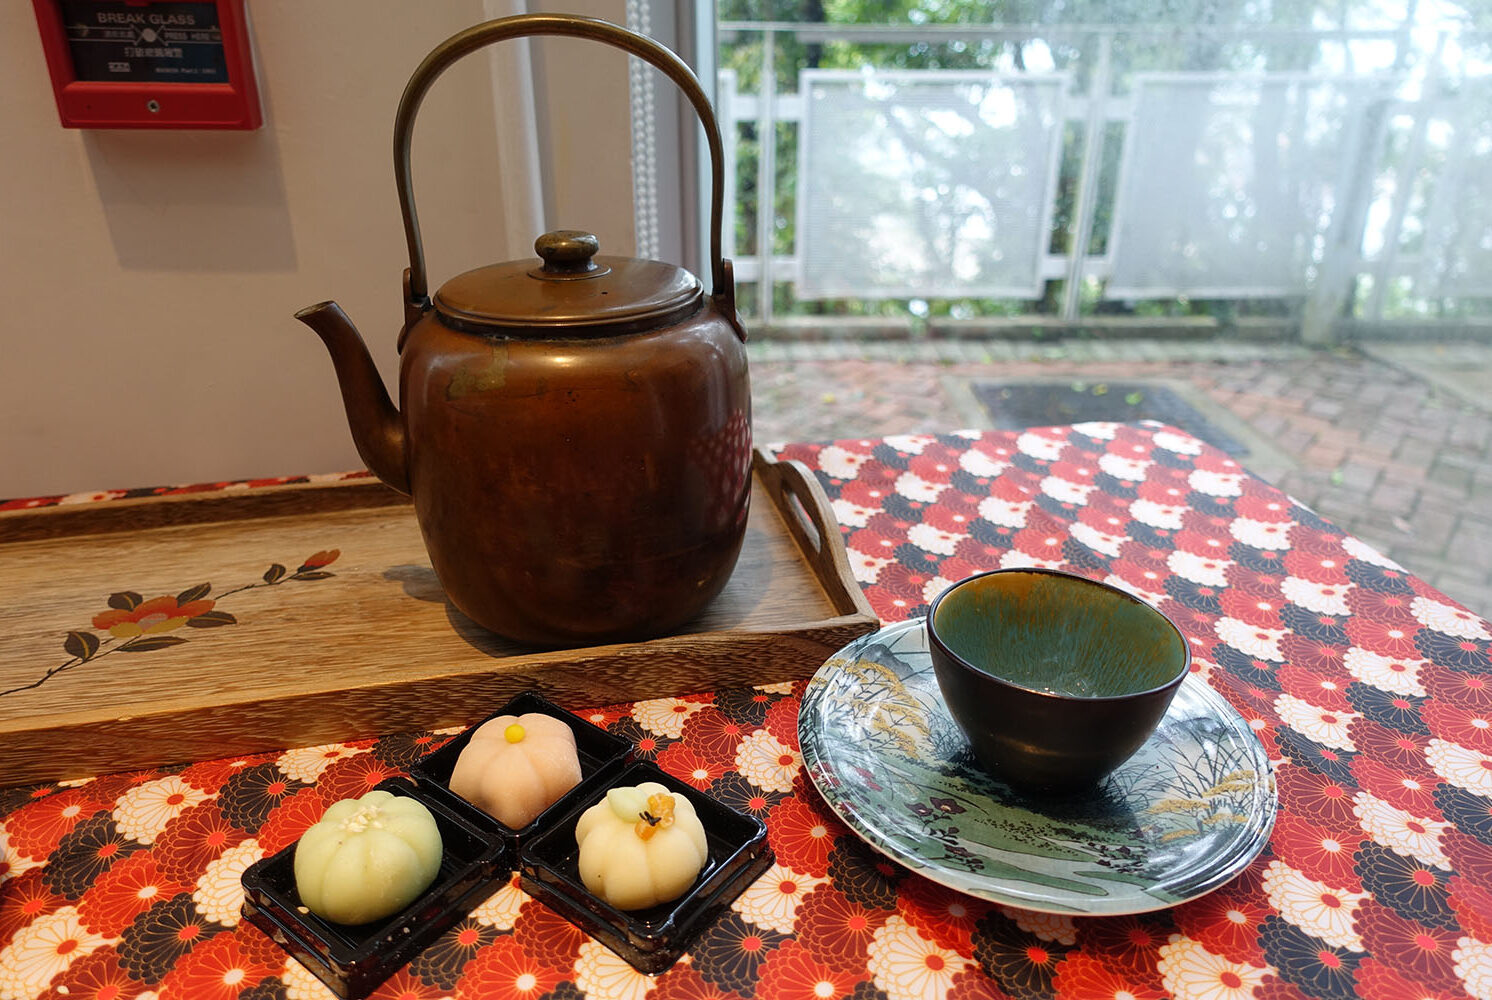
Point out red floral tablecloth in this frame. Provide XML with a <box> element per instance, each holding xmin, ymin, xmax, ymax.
<box><xmin>5</xmin><ymin>422</ymin><xmax>1492</xmax><ymax>1000</ymax></box>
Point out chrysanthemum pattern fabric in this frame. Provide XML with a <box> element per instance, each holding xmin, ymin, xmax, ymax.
<box><xmin>2</xmin><ymin>423</ymin><xmax>1491</xmax><ymax>999</ymax></box>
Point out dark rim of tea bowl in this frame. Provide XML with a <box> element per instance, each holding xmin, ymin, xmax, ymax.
<box><xmin>926</xmin><ymin>568</ymin><xmax>1191</xmax><ymax>793</ymax></box>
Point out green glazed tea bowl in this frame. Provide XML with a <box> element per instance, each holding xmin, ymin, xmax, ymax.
<box><xmin>926</xmin><ymin>568</ymin><xmax>1191</xmax><ymax>794</ymax></box>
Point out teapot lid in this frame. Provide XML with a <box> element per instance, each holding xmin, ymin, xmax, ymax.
<box><xmin>432</xmin><ymin>230</ymin><xmax>703</xmax><ymax>336</ymax></box>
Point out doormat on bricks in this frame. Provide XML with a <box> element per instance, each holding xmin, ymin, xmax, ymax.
<box><xmin>969</xmin><ymin>380</ymin><xmax>1249</xmax><ymax>457</ymax></box>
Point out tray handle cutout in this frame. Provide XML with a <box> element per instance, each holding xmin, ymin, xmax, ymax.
<box><xmin>753</xmin><ymin>451</ymin><xmax>864</xmax><ymax>615</ymax></box>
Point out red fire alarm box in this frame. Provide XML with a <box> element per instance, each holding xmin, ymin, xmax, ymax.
<box><xmin>33</xmin><ymin>0</ymin><xmax>261</xmax><ymax>129</ymax></box>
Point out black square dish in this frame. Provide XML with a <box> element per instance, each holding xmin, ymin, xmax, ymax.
<box><xmin>240</xmin><ymin>777</ymin><xmax>509</xmax><ymax>1000</ymax></box>
<box><xmin>519</xmin><ymin>761</ymin><xmax>774</xmax><ymax>974</ymax></box>
<box><xmin>409</xmin><ymin>690</ymin><xmax>633</xmax><ymax>848</ymax></box>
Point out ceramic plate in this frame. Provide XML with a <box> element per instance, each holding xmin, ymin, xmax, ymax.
<box><xmin>799</xmin><ymin>619</ymin><xmax>1277</xmax><ymax>915</ymax></box>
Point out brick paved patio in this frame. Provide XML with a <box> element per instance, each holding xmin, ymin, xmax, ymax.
<box><xmin>747</xmin><ymin>338</ymin><xmax>1492</xmax><ymax>619</ymax></box>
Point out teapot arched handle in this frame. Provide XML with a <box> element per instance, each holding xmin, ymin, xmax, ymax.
<box><xmin>393</xmin><ymin>14</ymin><xmax>742</xmax><ymax>340</ymax></box>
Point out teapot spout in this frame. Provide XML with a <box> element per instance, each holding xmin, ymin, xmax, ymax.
<box><xmin>296</xmin><ymin>301</ymin><xmax>410</xmax><ymax>495</ymax></box>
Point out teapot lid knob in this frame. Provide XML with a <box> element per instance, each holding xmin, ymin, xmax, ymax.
<box><xmin>435</xmin><ymin>225</ymin><xmax>700</xmax><ymax>334</ymax></box>
<box><xmin>532</xmin><ymin>230</ymin><xmax>610</xmax><ymax>280</ymax></box>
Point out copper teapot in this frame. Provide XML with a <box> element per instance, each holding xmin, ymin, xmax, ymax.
<box><xmin>299</xmin><ymin>15</ymin><xmax>751</xmax><ymax>647</ymax></box>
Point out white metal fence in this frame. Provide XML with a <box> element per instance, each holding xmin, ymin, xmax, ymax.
<box><xmin>717</xmin><ymin>22</ymin><xmax>1492</xmax><ymax>337</ymax></box>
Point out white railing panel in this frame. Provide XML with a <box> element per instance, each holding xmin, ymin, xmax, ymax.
<box><xmin>1105</xmin><ymin>73</ymin><xmax>1393</xmax><ymax>300</ymax></box>
<box><xmin>1415</xmin><ymin>78</ymin><xmax>1492</xmax><ymax>298</ymax></box>
<box><xmin>796</xmin><ymin>69</ymin><xmax>1069</xmax><ymax>300</ymax></box>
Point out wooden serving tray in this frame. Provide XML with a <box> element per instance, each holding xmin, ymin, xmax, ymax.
<box><xmin>0</xmin><ymin>452</ymin><xmax>878</xmax><ymax>786</ymax></box>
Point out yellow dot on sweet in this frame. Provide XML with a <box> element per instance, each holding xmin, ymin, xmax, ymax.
<box><xmin>448</xmin><ymin>713</ymin><xmax>583</xmax><ymax>829</ymax></box>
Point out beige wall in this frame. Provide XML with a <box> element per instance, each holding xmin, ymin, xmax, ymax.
<box><xmin>0</xmin><ymin>0</ymin><xmax>632</xmax><ymax>499</ymax></box>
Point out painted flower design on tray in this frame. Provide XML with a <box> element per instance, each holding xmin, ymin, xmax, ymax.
<box><xmin>3</xmin><ymin>550</ymin><xmax>339</xmax><ymax>697</ymax></box>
